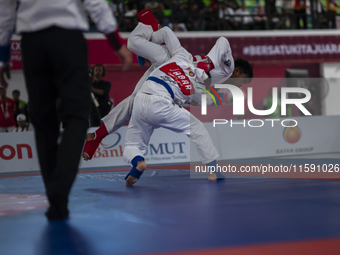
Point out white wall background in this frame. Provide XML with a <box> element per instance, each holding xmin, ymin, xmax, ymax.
<box><xmin>2</xmin><ymin>116</ymin><xmax>340</xmax><ymax>173</ymax></box>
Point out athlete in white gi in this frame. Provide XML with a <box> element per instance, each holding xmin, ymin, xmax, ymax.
<box><xmin>82</xmin><ymin>9</ymin><xmax>252</xmax><ymax>163</ymax></box>
<box><xmin>123</xmin><ymin>22</ymin><xmax>253</xmax><ymax>186</ymax></box>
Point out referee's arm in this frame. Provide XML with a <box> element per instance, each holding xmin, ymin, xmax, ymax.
<box><xmin>84</xmin><ymin>0</ymin><xmax>132</xmax><ymax>70</ymax></box>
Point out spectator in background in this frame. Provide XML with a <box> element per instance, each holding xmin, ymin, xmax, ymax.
<box><xmin>234</xmin><ymin>2</ymin><xmax>254</xmax><ymax>30</ymax></box>
<box><xmin>186</xmin><ymin>0</ymin><xmax>206</xmax><ymax>31</ymax></box>
<box><xmin>90</xmin><ymin>64</ymin><xmax>112</xmax><ymax>126</ymax></box>
<box><xmin>265</xmin><ymin>0</ymin><xmax>281</xmax><ymax>29</ymax></box>
<box><xmin>253</xmin><ymin>3</ymin><xmax>267</xmax><ymax>29</ymax></box>
<box><xmin>280</xmin><ymin>0</ymin><xmax>294</xmax><ymax>29</ymax></box>
<box><xmin>218</xmin><ymin>2</ymin><xmax>237</xmax><ymax>30</ymax></box>
<box><xmin>208</xmin><ymin>0</ymin><xmax>218</xmax><ymax>11</ymax></box>
<box><xmin>123</xmin><ymin>4</ymin><xmax>138</xmax><ymax>32</ymax></box>
<box><xmin>226</xmin><ymin>0</ymin><xmax>240</xmax><ymax>10</ymax></box>
<box><xmin>106</xmin><ymin>0</ymin><xmax>119</xmax><ymax>17</ymax></box>
<box><xmin>294</xmin><ymin>0</ymin><xmax>307</xmax><ymax>29</ymax></box>
<box><xmin>0</xmin><ymin>87</ymin><xmax>16</xmax><ymax>132</ymax></box>
<box><xmin>186</xmin><ymin>4</ymin><xmax>203</xmax><ymax>31</ymax></box>
<box><xmin>12</xmin><ymin>89</ymin><xmax>27</xmax><ymax>126</ymax></box>
<box><xmin>129</xmin><ymin>0</ymin><xmax>145</xmax><ymax>12</ymax></box>
<box><xmin>187</xmin><ymin>0</ymin><xmax>206</xmax><ymax>11</ymax></box>
<box><xmin>318</xmin><ymin>2</ymin><xmax>329</xmax><ymax>28</ymax></box>
<box><xmin>170</xmin><ymin>0</ymin><xmax>188</xmax><ymax>31</ymax></box>
<box><xmin>12</xmin><ymin>113</ymin><xmax>34</xmax><ymax>132</ymax></box>
<box><xmin>326</xmin><ymin>0</ymin><xmax>338</xmax><ymax>28</ymax></box>
<box><xmin>124</xmin><ymin>5</ymin><xmax>137</xmax><ymax>17</ymax></box>
<box><xmin>204</xmin><ymin>5</ymin><xmax>219</xmax><ymax>30</ymax></box>
<box><xmin>145</xmin><ymin>1</ymin><xmax>166</xmax><ymax>27</ymax></box>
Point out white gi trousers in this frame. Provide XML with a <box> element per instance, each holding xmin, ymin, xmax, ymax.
<box><xmin>101</xmin><ymin>23</ymin><xmax>170</xmax><ymax>134</ymax></box>
<box><xmin>123</xmin><ymin>92</ymin><xmax>219</xmax><ymax>165</ymax></box>
<box><xmin>101</xmin><ymin>69</ymin><xmax>152</xmax><ymax>134</ymax></box>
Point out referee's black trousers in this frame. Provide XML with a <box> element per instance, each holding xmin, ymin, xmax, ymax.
<box><xmin>21</xmin><ymin>26</ymin><xmax>91</xmax><ymax>218</ymax></box>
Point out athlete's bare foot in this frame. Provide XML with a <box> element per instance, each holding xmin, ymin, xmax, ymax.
<box><xmin>208</xmin><ymin>172</ymin><xmax>226</xmax><ymax>181</ymax></box>
<box><xmin>208</xmin><ymin>172</ymin><xmax>218</xmax><ymax>181</ymax></box>
<box><xmin>82</xmin><ymin>133</ymin><xmax>96</xmax><ymax>161</ymax></box>
<box><xmin>126</xmin><ymin>161</ymin><xmax>147</xmax><ymax>187</ymax></box>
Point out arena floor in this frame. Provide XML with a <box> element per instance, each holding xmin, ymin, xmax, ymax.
<box><xmin>1</xmin><ymin>156</ymin><xmax>340</xmax><ymax>255</ymax></box>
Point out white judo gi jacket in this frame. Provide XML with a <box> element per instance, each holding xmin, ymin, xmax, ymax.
<box><xmin>101</xmin><ymin>22</ymin><xmax>234</xmax><ymax>135</ymax></box>
<box><xmin>123</xmin><ymin>26</ymin><xmax>222</xmax><ymax>165</ymax></box>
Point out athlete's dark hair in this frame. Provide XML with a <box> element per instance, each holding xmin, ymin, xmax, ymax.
<box><xmin>235</xmin><ymin>58</ymin><xmax>253</xmax><ymax>83</ymax></box>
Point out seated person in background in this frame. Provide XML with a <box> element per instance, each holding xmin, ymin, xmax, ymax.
<box><xmin>13</xmin><ymin>113</ymin><xmax>34</xmax><ymax>132</ymax></box>
<box><xmin>170</xmin><ymin>0</ymin><xmax>188</xmax><ymax>31</ymax></box>
<box><xmin>226</xmin><ymin>0</ymin><xmax>240</xmax><ymax>10</ymax></box>
<box><xmin>218</xmin><ymin>2</ymin><xmax>237</xmax><ymax>30</ymax></box>
<box><xmin>265</xmin><ymin>0</ymin><xmax>283</xmax><ymax>29</ymax></box>
<box><xmin>186</xmin><ymin>4</ymin><xmax>203</xmax><ymax>31</ymax></box>
<box><xmin>253</xmin><ymin>4</ymin><xmax>267</xmax><ymax>29</ymax></box>
<box><xmin>326</xmin><ymin>0</ymin><xmax>338</xmax><ymax>28</ymax></box>
<box><xmin>204</xmin><ymin>5</ymin><xmax>219</xmax><ymax>31</ymax></box>
<box><xmin>234</xmin><ymin>2</ymin><xmax>254</xmax><ymax>30</ymax></box>
<box><xmin>318</xmin><ymin>2</ymin><xmax>329</xmax><ymax>28</ymax></box>
<box><xmin>280</xmin><ymin>0</ymin><xmax>294</xmax><ymax>29</ymax></box>
<box><xmin>12</xmin><ymin>89</ymin><xmax>27</xmax><ymax>126</ymax></box>
<box><xmin>294</xmin><ymin>0</ymin><xmax>307</xmax><ymax>29</ymax></box>
<box><xmin>0</xmin><ymin>87</ymin><xmax>15</xmax><ymax>132</ymax></box>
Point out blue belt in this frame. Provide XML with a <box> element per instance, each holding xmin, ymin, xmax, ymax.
<box><xmin>147</xmin><ymin>76</ymin><xmax>174</xmax><ymax>100</ymax></box>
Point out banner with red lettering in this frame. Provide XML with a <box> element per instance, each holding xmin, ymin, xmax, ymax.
<box><xmin>0</xmin><ymin>127</ymin><xmax>191</xmax><ymax>173</ymax></box>
<box><xmin>10</xmin><ymin>33</ymin><xmax>340</xmax><ymax>70</ymax></box>
<box><xmin>10</xmin><ymin>40</ymin><xmax>22</xmax><ymax>70</ymax></box>
<box><xmin>0</xmin><ymin>132</ymin><xmax>38</xmax><ymax>172</ymax></box>
<box><xmin>2</xmin><ymin>116</ymin><xmax>340</xmax><ymax>173</ymax></box>
<box><xmin>86</xmin><ymin>35</ymin><xmax>340</xmax><ymax>65</ymax></box>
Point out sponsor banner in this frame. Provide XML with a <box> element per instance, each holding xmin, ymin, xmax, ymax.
<box><xmin>79</xmin><ymin>127</ymin><xmax>190</xmax><ymax>169</ymax></box>
<box><xmin>0</xmin><ymin>132</ymin><xmax>39</xmax><ymax>173</ymax></box>
<box><xmin>10</xmin><ymin>40</ymin><xmax>22</xmax><ymax>70</ymax></box>
<box><xmin>181</xmin><ymin>36</ymin><xmax>340</xmax><ymax>63</ymax></box>
<box><xmin>0</xmin><ymin>127</ymin><xmax>190</xmax><ymax>173</ymax></box>
<box><xmin>86</xmin><ymin>36</ymin><xmax>340</xmax><ymax>64</ymax></box>
<box><xmin>10</xmin><ymin>34</ymin><xmax>340</xmax><ymax>70</ymax></box>
<box><xmin>1</xmin><ymin>116</ymin><xmax>340</xmax><ymax>173</ymax></box>
<box><xmin>243</xmin><ymin>43</ymin><xmax>340</xmax><ymax>57</ymax></box>
<box><xmin>191</xmin><ymin>115</ymin><xmax>340</xmax><ymax>161</ymax></box>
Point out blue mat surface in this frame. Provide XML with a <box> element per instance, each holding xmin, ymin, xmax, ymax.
<box><xmin>1</xmin><ymin>166</ymin><xmax>340</xmax><ymax>255</ymax></box>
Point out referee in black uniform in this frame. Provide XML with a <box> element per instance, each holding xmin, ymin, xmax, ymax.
<box><xmin>0</xmin><ymin>0</ymin><xmax>132</xmax><ymax>220</ymax></box>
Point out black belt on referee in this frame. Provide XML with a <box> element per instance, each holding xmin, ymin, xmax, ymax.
<box><xmin>147</xmin><ymin>76</ymin><xmax>174</xmax><ymax>100</ymax></box>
